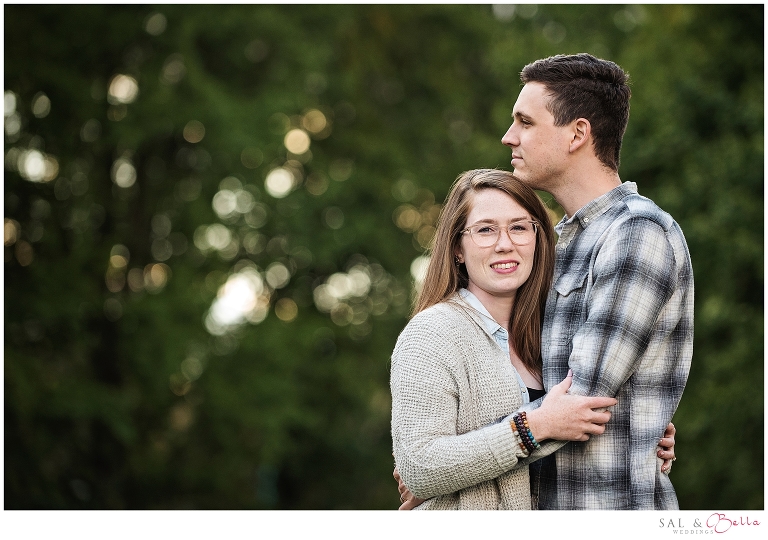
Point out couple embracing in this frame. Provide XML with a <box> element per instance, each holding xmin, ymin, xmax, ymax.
<box><xmin>390</xmin><ymin>54</ymin><xmax>693</xmax><ymax>510</ymax></box>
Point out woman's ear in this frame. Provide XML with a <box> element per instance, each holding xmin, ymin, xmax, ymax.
<box><xmin>454</xmin><ymin>247</ymin><xmax>464</xmax><ymax>264</ymax></box>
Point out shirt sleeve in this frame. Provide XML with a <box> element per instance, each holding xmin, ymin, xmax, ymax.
<box><xmin>567</xmin><ymin>216</ymin><xmax>678</xmax><ymax>397</ymax></box>
<box><xmin>390</xmin><ymin>318</ymin><xmax>530</xmax><ymax>499</ymax></box>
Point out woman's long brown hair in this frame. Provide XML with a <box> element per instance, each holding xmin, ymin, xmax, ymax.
<box><xmin>412</xmin><ymin>169</ymin><xmax>555</xmax><ymax>382</ymax></box>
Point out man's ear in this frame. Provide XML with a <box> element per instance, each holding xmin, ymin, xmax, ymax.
<box><xmin>569</xmin><ymin>118</ymin><xmax>591</xmax><ymax>153</ymax></box>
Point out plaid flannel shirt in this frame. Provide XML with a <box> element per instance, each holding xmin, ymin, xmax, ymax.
<box><xmin>525</xmin><ymin>182</ymin><xmax>694</xmax><ymax>510</ymax></box>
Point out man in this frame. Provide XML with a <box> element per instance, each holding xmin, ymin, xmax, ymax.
<box><xmin>396</xmin><ymin>53</ymin><xmax>692</xmax><ymax>510</ymax></box>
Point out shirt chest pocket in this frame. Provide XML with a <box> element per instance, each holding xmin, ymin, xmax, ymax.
<box><xmin>554</xmin><ymin>269</ymin><xmax>588</xmax><ymax>298</ymax></box>
<box><xmin>551</xmin><ymin>269</ymin><xmax>590</xmax><ymax>342</ymax></box>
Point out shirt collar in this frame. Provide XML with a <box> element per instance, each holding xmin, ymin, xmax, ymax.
<box><xmin>556</xmin><ymin>181</ymin><xmax>638</xmax><ymax>232</ymax></box>
<box><xmin>457</xmin><ymin>288</ymin><xmax>505</xmax><ymax>336</ymax></box>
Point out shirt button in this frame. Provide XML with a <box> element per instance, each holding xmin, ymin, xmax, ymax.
<box><xmin>584</xmin><ymin>217</ymin><xmax>590</xmax><ymax>223</ymax></box>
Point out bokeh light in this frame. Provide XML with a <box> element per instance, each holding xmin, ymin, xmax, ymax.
<box><xmin>144</xmin><ymin>263</ymin><xmax>171</xmax><ymax>293</ymax></box>
<box><xmin>305</xmin><ymin>173</ymin><xmax>328</xmax><ymax>196</ymax></box>
<box><xmin>183</xmin><ymin>120</ymin><xmax>205</xmax><ymax>143</ymax></box>
<box><xmin>274</xmin><ymin>298</ymin><xmax>298</xmax><ymax>322</ymax></box>
<box><xmin>284</xmin><ymin>129</ymin><xmax>311</xmax><ymax>155</ymax></box>
<box><xmin>212</xmin><ymin>182</ymin><xmax>255</xmax><ymax>221</ymax></box>
<box><xmin>311</xmin><ymin>257</ymin><xmax>405</xmax><ymax>333</ymax></box>
<box><xmin>328</xmin><ymin>159</ymin><xmax>353</xmax><ymax>182</ymax></box>
<box><xmin>4</xmin><ymin>90</ymin><xmax>20</xmax><ymax>140</ymax></box>
<box><xmin>393</xmin><ymin>191</ymin><xmax>442</xmax><ymax>249</ymax></box>
<box><xmin>212</xmin><ymin>190</ymin><xmax>237</xmax><ymax>218</ymax></box>
<box><xmin>205</xmin><ymin>267</ymin><xmax>270</xmax><ymax>335</ymax></box>
<box><xmin>4</xmin><ymin>90</ymin><xmax>17</xmax><ymax>116</ymax></box>
<box><xmin>492</xmin><ymin>4</ymin><xmax>516</xmax><ymax>21</ymax></box>
<box><xmin>110</xmin><ymin>244</ymin><xmax>130</xmax><ymax>268</ymax></box>
<box><xmin>111</xmin><ymin>157</ymin><xmax>137</xmax><ymax>188</ymax></box>
<box><xmin>14</xmin><ymin>240</ymin><xmax>34</xmax><ymax>266</ymax></box>
<box><xmin>180</xmin><ymin>356</ymin><xmax>204</xmax><ymax>381</ymax></box>
<box><xmin>144</xmin><ymin>12</ymin><xmax>167</xmax><ymax>35</ymax></box>
<box><xmin>31</xmin><ymin>92</ymin><xmax>51</xmax><ymax>118</ymax></box>
<box><xmin>410</xmin><ymin>255</ymin><xmax>430</xmax><ymax>292</ymax></box>
<box><xmin>127</xmin><ymin>268</ymin><xmax>144</xmax><ymax>292</ymax></box>
<box><xmin>265</xmin><ymin>262</ymin><xmax>291</xmax><ymax>289</ymax></box>
<box><xmin>302</xmin><ymin>109</ymin><xmax>327</xmax><ymax>134</ymax></box>
<box><xmin>17</xmin><ymin>150</ymin><xmax>58</xmax><ymax>183</ymax></box>
<box><xmin>161</xmin><ymin>54</ymin><xmax>186</xmax><ymax>85</ymax></box>
<box><xmin>4</xmin><ymin>218</ymin><xmax>20</xmax><ymax>246</ymax></box>
<box><xmin>107</xmin><ymin>75</ymin><xmax>139</xmax><ymax>104</ymax></box>
<box><xmin>265</xmin><ymin>168</ymin><xmax>294</xmax><ymax>198</ymax></box>
<box><xmin>80</xmin><ymin>119</ymin><xmax>101</xmax><ymax>142</ymax></box>
<box><xmin>323</xmin><ymin>207</ymin><xmax>344</xmax><ymax>229</ymax></box>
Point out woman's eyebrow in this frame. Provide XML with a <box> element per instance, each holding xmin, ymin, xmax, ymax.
<box><xmin>467</xmin><ymin>216</ymin><xmax>530</xmax><ymax>226</ymax></box>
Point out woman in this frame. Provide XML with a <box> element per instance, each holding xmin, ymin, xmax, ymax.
<box><xmin>390</xmin><ymin>169</ymin><xmax>674</xmax><ymax>510</ymax></box>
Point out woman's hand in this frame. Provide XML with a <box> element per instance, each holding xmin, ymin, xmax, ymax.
<box><xmin>526</xmin><ymin>370</ymin><xmax>618</xmax><ymax>442</ymax></box>
<box><xmin>393</xmin><ymin>466</ymin><xmax>425</xmax><ymax>510</ymax></box>
<box><xmin>658</xmin><ymin>422</ymin><xmax>676</xmax><ymax>474</ymax></box>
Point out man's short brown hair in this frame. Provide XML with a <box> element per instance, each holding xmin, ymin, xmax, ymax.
<box><xmin>521</xmin><ymin>53</ymin><xmax>630</xmax><ymax>172</ymax></box>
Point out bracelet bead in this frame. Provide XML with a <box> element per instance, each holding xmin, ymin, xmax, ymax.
<box><xmin>513</xmin><ymin>413</ymin><xmax>537</xmax><ymax>454</ymax></box>
<box><xmin>519</xmin><ymin>411</ymin><xmax>541</xmax><ymax>450</ymax></box>
<box><xmin>509</xmin><ymin>419</ymin><xmax>529</xmax><ymax>454</ymax></box>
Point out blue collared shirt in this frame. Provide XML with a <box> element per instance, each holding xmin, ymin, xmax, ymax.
<box><xmin>458</xmin><ymin>288</ymin><xmax>533</xmax><ymax>405</ymax></box>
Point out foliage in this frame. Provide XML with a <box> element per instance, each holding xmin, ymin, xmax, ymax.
<box><xmin>4</xmin><ymin>4</ymin><xmax>763</xmax><ymax>509</ymax></box>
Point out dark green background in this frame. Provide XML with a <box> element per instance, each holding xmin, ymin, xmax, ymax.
<box><xmin>4</xmin><ymin>4</ymin><xmax>763</xmax><ymax>510</ymax></box>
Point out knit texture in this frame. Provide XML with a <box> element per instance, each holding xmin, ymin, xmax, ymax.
<box><xmin>390</xmin><ymin>295</ymin><xmax>545</xmax><ymax>510</ymax></box>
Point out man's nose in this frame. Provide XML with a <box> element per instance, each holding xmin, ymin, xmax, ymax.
<box><xmin>501</xmin><ymin>125</ymin><xmax>517</xmax><ymax>147</ymax></box>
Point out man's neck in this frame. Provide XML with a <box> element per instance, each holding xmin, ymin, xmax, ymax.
<box><xmin>549</xmin><ymin>165</ymin><xmax>622</xmax><ymax>218</ymax></box>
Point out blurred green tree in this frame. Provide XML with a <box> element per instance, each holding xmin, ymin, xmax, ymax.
<box><xmin>4</xmin><ymin>4</ymin><xmax>762</xmax><ymax>509</ymax></box>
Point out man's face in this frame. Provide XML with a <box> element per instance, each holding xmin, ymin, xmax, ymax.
<box><xmin>501</xmin><ymin>82</ymin><xmax>572</xmax><ymax>191</ymax></box>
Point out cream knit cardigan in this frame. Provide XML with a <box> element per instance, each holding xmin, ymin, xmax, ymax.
<box><xmin>391</xmin><ymin>295</ymin><xmax>550</xmax><ymax>510</ymax></box>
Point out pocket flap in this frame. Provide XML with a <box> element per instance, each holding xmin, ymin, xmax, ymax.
<box><xmin>554</xmin><ymin>271</ymin><xmax>587</xmax><ymax>296</ymax></box>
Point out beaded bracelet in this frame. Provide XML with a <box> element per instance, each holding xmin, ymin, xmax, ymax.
<box><xmin>515</xmin><ymin>414</ymin><xmax>536</xmax><ymax>453</ymax></box>
<box><xmin>519</xmin><ymin>411</ymin><xmax>541</xmax><ymax>450</ymax></box>
<box><xmin>509</xmin><ymin>418</ymin><xmax>530</xmax><ymax>455</ymax></box>
<box><xmin>512</xmin><ymin>412</ymin><xmax>541</xmax><ymax>453</ymax></box>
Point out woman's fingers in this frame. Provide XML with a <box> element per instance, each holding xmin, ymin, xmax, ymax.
<box><xmin>658</xmin><ymin>437</ymin><xmax>674</xmax><ymax>450</ymax></box>
<box><xmin>657</xmin><ymin>448</ymin><xmax>674</xmax><ymax>460</ymax></box>
<box><xmin>399</xmin><ymin>496</ymin><xmax>425</xmax><ymax>510</ymax></box>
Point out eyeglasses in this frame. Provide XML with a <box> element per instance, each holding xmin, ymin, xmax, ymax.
<box><xmin>461</xmin><ymin>220</ymin><xmax>539</xmax><ymax>248</ymax></box>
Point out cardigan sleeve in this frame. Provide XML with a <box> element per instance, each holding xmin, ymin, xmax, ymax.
<box><xmin>390</xmin><ymin>311</ymin><xmax>531</xmax><ymax>499</ymax></box>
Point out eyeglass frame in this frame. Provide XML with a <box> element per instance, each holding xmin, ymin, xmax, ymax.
<box><xmin>459</xmin><ymin>220</ymin><xmax>539</xmax><ymax>247</ymax></box>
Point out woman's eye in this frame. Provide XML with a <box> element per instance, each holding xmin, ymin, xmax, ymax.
<box><xmin>476</xmin><ymin>226</ymin><xmax>496</xmax><ymax>234</ymax></box>
<box><xmin>510</xmin><ymin>225</ymin><xmax>527</xmax><ymax>232</ymax></box>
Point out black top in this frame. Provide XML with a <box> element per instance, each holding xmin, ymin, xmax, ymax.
<box><xmin>527</xmin><ymin>387</ymin><xmax>546</xmax><ymax>402</ymax></box>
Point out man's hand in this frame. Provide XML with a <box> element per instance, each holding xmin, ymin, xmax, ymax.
<box><xmin>658</xmin><ymin>422</ymin><xmax>676</xmax><ymax>474</ymax></box>
<box><xmin>393</xmin><ymin>466</ymin><xmax>425</xmax><ymax>510</ymax></box>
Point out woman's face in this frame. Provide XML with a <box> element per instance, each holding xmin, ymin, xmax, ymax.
<box><xmin>455</xmin><ymin>188</ymin><xmax>536</xmax><ymax>303</ymax></box>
